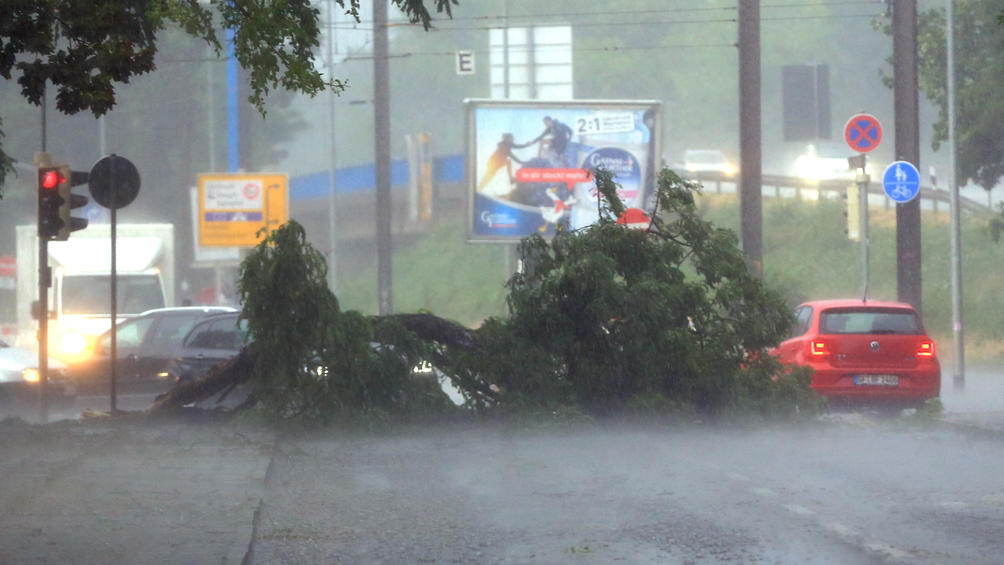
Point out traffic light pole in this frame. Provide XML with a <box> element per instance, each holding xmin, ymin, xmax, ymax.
<box><xmin>35</xmin><ymin>150</ymin><xmax>53</xmax><ymax>424</ymax></box>
<box><xmin>37</xmin><ymin>239</ymin><xmax>50</xmax><ymax>423</ymax></box>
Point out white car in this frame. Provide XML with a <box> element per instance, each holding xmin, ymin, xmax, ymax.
<box><xmin>792</xmin><ymin>143</ymin><xmax>881</xmax><ymax>182</ymax></box>
<box><xmin>0</xmin><ymin>338</ymin><xmax>75</xmax><ymax>406</ymax></box>
<box><xmin>683</xmin><ymin>149</ymin><xmax>736</xmax><ymax>176</ymax></box>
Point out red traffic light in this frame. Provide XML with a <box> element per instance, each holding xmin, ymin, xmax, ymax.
<box><xmin>41</xmin><ymin>170</ymin><xmax>64</xmax><ymax>189</ymax></box>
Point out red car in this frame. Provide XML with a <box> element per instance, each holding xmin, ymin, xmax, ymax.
<box><xmin>771</xmin><ymin>299</ymin><xmax>940</xmax><ymax>406</ymax></box>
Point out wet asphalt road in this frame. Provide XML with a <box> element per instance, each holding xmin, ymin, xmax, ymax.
<box><xmin>251</xmin><ymin>419</ymin><xmax>1004</xmax><ymax>564</ymax></box>
<box><xmin>3</xmin><ymin>369</ymin><xmax>1003</xmax><ymax>564</ymax></box>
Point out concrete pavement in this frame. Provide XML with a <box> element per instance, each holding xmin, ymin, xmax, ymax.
<box><xmin>0</xmin><ymin>413</ymin><xmax>274</xmax><ymax>565</ymax></box>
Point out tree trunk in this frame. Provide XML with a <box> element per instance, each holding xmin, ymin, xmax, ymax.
<box><xmin>147</xmin><ymin>346</ymin><xmax>257</xmax><ymax>413</ymax></box>
<box><xmin>147</xmin><ymin>313</ymin><xmax>497</xmax><ymax>413</ymax></box>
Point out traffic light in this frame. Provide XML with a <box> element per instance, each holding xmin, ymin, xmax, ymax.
<box><xmin>37</xmin><ymin>166</ymin><xmax>63</xmax><ymax>240</ymax></box>
<box><xmin>55</xmin><ymin>164</ymin><xmax>89</xmax><ymax>240</ymax></box>
<box><xmin>845</xmin><ymin>184</ymin><xmax>861</xmax><ymax>242</ymax></box>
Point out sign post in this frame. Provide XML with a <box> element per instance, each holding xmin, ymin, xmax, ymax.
<box><xmin>844</xmin><ymin>113</ymin><xmax>883</xmax><ymax>299</ymax></box>
<box><xmin>89</xmin><ymin>154</ymin><xmax>141</xmax><ymax>413</ymax></box>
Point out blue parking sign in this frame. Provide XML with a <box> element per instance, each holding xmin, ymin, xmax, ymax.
<box><xmin>882</xmin><ymin>161</ymin><xmax>920</xmax><ymax>203</ymax></box>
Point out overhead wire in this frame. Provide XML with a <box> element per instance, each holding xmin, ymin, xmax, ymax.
<box><xmin>161</xmin><ymin>2</ymin><xmax>884</xmax><ymax>64</ymax></box>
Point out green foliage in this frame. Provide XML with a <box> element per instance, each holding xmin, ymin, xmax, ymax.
<box><xmin>0</xmin><ymin>0</ymin><xmax>457</xmax><ymax>190</ymax></box>
<box><xmin>908</xmin><ymin>1</ymin><xmax>1004</xmax><ymax>192</ymax></box>
<box><xmin>238</xmin><ymin>220</ymin><xmax>416</xmax><ymax>422</ymax></box>
<box><xmin>475</xmin><ymin>168</ymin><xmax>818</xmax><ymax>416</ymax></box>
<box><xmin>237</xmin><ymin>176</ymin><xmax>820</xmax><ymax>424</ymax></box>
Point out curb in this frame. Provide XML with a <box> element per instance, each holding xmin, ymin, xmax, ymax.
<box><xmin>938</xmin><ymin>418</ymin><xmax>1004</xmax><ymax>441</ymax></box>
<box><xmin>227</xmin><ymin>436</ymin><xmax>279</xmax><ymax>565</ymax></box>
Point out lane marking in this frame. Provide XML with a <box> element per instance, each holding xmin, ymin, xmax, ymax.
<box><xmin>782</xmin><ymin>504</ymin><xmax>815</xmax><ymax>516</ymax></box>
<box><xmin>864</xmin><ymin>542</ymin><xmax>912</xmax><ymax>561</ymax></box>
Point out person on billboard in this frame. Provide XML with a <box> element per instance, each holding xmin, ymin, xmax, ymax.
<box><xmin>527</xmin><ymin>116</ymin><xmax>574</xmax><ymax>166</ymax></box>
<box><xmin>538</xmin><ymin>186</ymin><xmax>576</xmax><ymax>232</ymax></box>
<box><xmin>477</xmin><ymin>133</ymin><xmax>531</xmax><ymax>193</ymax></box>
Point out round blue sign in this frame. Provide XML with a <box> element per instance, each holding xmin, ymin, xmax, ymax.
<box><xmin>882</xmin><ymin>161</ymin><xmax>921</xmax><ymax>203</ymax></box>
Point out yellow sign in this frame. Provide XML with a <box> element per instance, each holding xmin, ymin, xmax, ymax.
<box><xmin>197</xmin><ymin>173</ymin><xmax>288</xmax><ymax>247</ymax></box>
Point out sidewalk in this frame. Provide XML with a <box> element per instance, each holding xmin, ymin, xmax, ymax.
<box><xmin>0</xmin><ymin>413</ymin><xmax>274</xmax><ymax>565</ymax></box>
<box><xmin>939</xmin><ymin>368</ymin><xmax>1004</xmax><ymax>434</ymax></box>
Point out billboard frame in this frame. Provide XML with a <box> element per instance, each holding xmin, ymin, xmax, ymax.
<box><xmin>463</xmin><ymin>98</ymin><xmax>666</xmax><ymax>243</ymax></box>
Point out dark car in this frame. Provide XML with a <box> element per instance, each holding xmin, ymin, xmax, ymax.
<box><xmin>168</xmin><ymin>312</ymin><xmax>248</xmax><ymax>383</ymax></box>
<box><xmin>68</xmin><ymin>306</ymin><xmax>237</xmax><ymax>392</ymax></box>
<box><xmin>169</xmin><ymin>313</ymin><xmax>468</xmax><ymax>406</ymax></box>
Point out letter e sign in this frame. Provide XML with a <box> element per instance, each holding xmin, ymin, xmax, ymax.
<box><xmin>456</xmin><ymin>50</ymin><xmax>475</xmax><ymax>75</ymax></box>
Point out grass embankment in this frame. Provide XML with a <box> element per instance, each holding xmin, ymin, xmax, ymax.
<box><xmin>336</xmin><ymin>193</ymin><xmax>1004</xmax><ymax>364</ymax></box>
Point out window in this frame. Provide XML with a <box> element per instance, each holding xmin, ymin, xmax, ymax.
<box><xmin>148</xmin><ymin>314</ymin><xmax>205</xmax><ymax>349</ymax></box>
<box><xmin>62</xmin><ymin>274</ymin><xmax>165</xmax><ymax>315</ymax></box>
<box><xmin>97</xmin><ymin>317</ymin><xmax>155</xmax><ymax>354</ymax></box>
<box><xmin>185</xmin><ymin>317</ymin><xmax>246</xmax><ymax>351</ymax></box>
<box><xmin>789</xmin><ymin>306</ymin><xmax>813</xmax><ymax>338</ymax></box>
<box><xmin>820</xmin><ymin>308</ymin><xmax>921</xmax><ymax>335</ymax></box>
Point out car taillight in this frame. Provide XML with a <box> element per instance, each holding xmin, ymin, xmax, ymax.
<box><xmin>917</xmin><ymin>339</ymin><xmax>935</xmax><ymax>358</ymax></box>
<box><xmin>810</xmin><ymin>340</ymin><xmax>829</xmax><ymax>356</ymax></box>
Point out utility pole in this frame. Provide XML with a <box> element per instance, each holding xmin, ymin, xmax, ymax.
<box><xmin>327</xmin><ymin>0</ymin><xmax>339</xmax><ymax>294</ymax></box>
<box><xmin>892</xmin><ymin>0</ymin><xmax>922</xmax><ymax>315</ymax></box>
<box><xmin>946</xmin><ymin>0</ymin><xmax>965</xmax><ymax>390</ymax></box>
<box><xmin>373</xmin><ymin>0</ymin><xmax>393</xmax><ymax>315</ymax></box>
<box><xmin>738</xmin><ymin>0</ymin><xmax>763</xmax><ymax>278</ymax></box>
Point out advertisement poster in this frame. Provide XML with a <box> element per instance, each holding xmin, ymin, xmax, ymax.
<box><xmin>466</xmin><ymin>99</ymin><xmax>661</xmax><ymax>241</ymax></box>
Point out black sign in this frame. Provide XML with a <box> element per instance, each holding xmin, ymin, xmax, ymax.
<box><xmin>89</xmin><ymin>155</ymin><xmax>140</xmax><ymax>209</ymax></box>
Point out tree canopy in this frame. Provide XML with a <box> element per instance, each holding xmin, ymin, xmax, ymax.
<box><xmin>914</xmin><ymin>0</ymin><xmax>1004</xmax><ymax>194</ymax></box>
<box><xmin>0</xmin><ymin>0</ymin><xmax>457</xmax><ymax>193</ymax></box>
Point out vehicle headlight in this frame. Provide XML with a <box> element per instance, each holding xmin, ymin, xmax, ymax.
<box><xmin>22</xmin><ymin>368</ymin><xmax>40</xmax><ymax>382</ymax></box>
<box><xmin>61</xmin><ymin>332</ymin><xmax>89</xmax><ymax>356</ymax></box>
<box><xmin>794</xmin><ymin>157</ymin><xmax>825</xmax><ymax>180</ymax></box>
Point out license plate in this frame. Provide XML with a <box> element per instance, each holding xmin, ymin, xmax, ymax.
<box><xmin>853</xmin><ymin>374</ymin><xmax>899</xmax><ymax>386</ymax></box>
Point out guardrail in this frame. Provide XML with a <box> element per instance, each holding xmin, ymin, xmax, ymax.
<box><xmin>688</xmin><ymin>172</ymin><xmax>989</xmax><ymax>215</ymax></box>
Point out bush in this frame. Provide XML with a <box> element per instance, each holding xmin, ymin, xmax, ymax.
<box><xmin>474</xmin><ymin>168</ymin><xmax>819</xmax><ymax>416</ymax></box>
<box><xmin>235</xmin><ymin>170</ymin><xmax>820</xmax><ymax>423</ymax></box>
<box><xmin>238</xmin><ymin>221</ymin><xmax>416</xmax><ymax>422</ymax></box>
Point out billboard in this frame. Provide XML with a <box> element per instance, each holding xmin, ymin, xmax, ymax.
<box><xmin>465</xmin><ymin>99</ymin><xmax>662</xmax><ymax>242</ymax></box>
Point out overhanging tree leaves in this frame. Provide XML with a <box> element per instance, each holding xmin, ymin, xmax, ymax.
<box><xmin>910</xmin><ymin>1</ymin><xmax>1004</xmax><ymax>200</ymax></box>
<box><xmin>0</xmin><ymin>0</ymin><xmax>458</xmax><ymax>194</ymax></box>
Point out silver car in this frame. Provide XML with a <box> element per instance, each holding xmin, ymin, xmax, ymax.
<box><xmin>0</xmin><ymin>339</ymin><xmax>75</xmax><ymax>406</ymax></box>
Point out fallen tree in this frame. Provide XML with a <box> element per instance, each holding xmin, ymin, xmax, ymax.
<box><xmin>148</xmin><ymin>346</ymin><xmax>257</xmax><ymax>413</ymax></box>
<box><xmin>151</xmin><ymin>168</ymin><xmax>820</xmax><ymax>421</ymax></box>
<box><xmin>148</xmin><ymin>312</ymin><xmax>492</xmax><ymax>414</ymax></box>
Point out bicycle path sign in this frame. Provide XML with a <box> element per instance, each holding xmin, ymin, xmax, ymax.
<box><xmin>882</xmin><ymin>161</ymin><xmax>921</xmax><ymax>203</ymax></box>
<box><xmin>844</xmin><ymin>113</ymin><xmax>883</xmax><ymax>153</ymax></box>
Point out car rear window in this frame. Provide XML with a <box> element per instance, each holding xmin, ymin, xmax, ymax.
<box><xmin>184</xmin><ymin>317</ymin><xmax>247</xmax><ymax>350</ymax></box>
<box><xmin>820</xmin><ymin>308</ymin><xmax>922</xmax><ymax>335</ymax></box>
